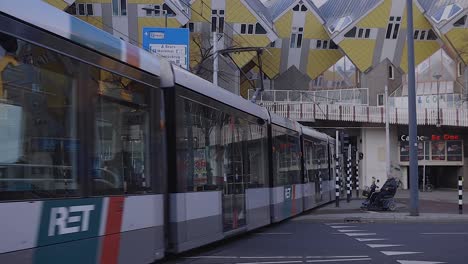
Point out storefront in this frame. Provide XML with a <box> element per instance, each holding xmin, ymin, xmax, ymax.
<box><xmin>398</xmin><ymin>132</ymin><xmax>464</xmax><ymax>189</ymax></box>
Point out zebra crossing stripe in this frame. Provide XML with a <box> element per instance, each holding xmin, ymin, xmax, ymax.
<box><xmin>381</xmin><ymin>251</ymin><xmax>422</xmax><ymax>256</ymax></box>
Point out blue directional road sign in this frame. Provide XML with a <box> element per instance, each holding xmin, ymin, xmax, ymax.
<box><xmin>142</xmin><ymin>27</ymin><xmax>190</xmax><ymax>69</ymax></box>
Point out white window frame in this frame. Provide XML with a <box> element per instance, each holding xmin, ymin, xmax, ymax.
<box><xmin>458</xmin><ymin>61</ymin><xmax>464</xmax><ymax>77</ymax></box>
<box><xmin>313</xmin><ymin>39</ymin><xmax>339</xmax><ymax>50</ymax></box>
<box><xmin>388</xmin><ymin>65</ymin><xmax>394</xmax><ymax>80</ymax></box>
<box><xmin>431</xmin><ymin>4</ymin><xmax>463</xmax><ymax>23</ymax></box>
<box><xmin>75</xmin><ymin>3</ymin><xmax>94</xmax><ymax>16</ymax></box>
<box><xmin>112</xmin><ymin>0</ymin><xmax>127</xmax><ymax>16</ymax></box>
<box><xmin>293</xmin><ymin>3</ymin><xmax>308</xmax><ymax>12</ymax></box>
<box><xmin>290</xmin><ymin>27</ymin><xmax>303</xmax><ymax>48</ymax></box>
<box><xmin>386</xmin><ymin>16</ymin><xmax>402</xmax><ymax>39</ymax></box>
<box><xmin>145</xmin><ymin>5</ymin><xmax>161</xmax><ymax>17</ymax></box>
<box><xmin>377</xmin><ymin>94</ymin><xmax>385</xmax><ymax>107</ymax></box>
<box><xmin>211</xmin><ymin>9</ymin><xmax>225</xmax><ymax>33</ymax></box>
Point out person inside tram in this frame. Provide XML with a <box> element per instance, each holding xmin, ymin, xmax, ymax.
<box><xmin>0</xmin><ymin>32</ymin><xmax>19</xmax><ymax>99</ymax></box>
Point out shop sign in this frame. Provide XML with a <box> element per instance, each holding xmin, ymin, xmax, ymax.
<box><xmin>399</xmin><ymin>135</ymin><xmax>428</xmax><ymax>141</ymax></box>
<box><xmin>431</xmin><ymin>134</ymin><xmax>460</xmax><ymax>141</ymax></box>
<box><xmin>399</xmin><ymin>134</ymin><xmax>460</xmax><ymax>141</ymax></box>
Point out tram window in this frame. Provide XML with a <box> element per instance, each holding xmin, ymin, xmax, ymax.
<box><xmin>303</xmin><ymin>140</ymin><xmax>315</xmax><ymax>183</ymax></box>
<box><xmin>272</xmin><ymin>126</ymin><xmax>301</xmax><ymax>186</ymax></box>
<box><xmin>0</xmin><ymin>33</ymin><xmax>79</xmax><ymax>200</ymax></box>
<box><xmin>174</xmin><ymin>90</ymin><xmax>268</xmax><ymax>192</ymax></box>
<box><xmin>93</xmin><ymin>71</ymin><xmax>151</xmax><ymax>195</ymax></box>
<box><xmin>246</xmin><ymin>123</ymin><xmax>268</xmax><ymax>188</ymax></box>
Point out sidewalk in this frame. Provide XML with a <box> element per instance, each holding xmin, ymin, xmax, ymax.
<box><xmin>295</xmin><ymin>189</ymin><xmax>468</xmax><ymax>223</ymax></box>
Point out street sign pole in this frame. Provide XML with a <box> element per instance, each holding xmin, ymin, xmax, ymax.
<box><xmin>406</xmin><ymin>0</ymin><xmax>419</xmax><ymax>216</ymax></box>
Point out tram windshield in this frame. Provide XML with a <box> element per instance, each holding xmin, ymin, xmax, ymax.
<box><xmin>0</xmin><ymin>31</ymin><xmax>156</xmax><ymax>200</ymax></box>
<box><xmin>0</xmin><ymin>32</ymin><xmax>78</xmax><ymax>199</ymax></box>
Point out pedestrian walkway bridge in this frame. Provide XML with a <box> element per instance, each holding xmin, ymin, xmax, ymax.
<box><xmin>250</xmin><ymin>90</ymin><xmax>468</xmax><ymax>127</ymax></box>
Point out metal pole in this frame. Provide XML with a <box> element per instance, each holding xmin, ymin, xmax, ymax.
<box><xmin>213</xmin><ymin>32</ymin><xmax>218</xmax><ymax>86</ymax></box>
<box><xmin>433</xmin><ymin>74</ymin><xmax>442</xmax><ymax>126</ymax></box>
<box><xmin>385</xmin><ymin>85</ymin><xmax>390</xmax><ymax>177</ymax></box>
<box><xmin>437</xmin><ymin>80</ymin><xmax>440</xmax><ymax>125</ymax></box>
<box><xmin>335</xmin><ymin>130</ymin><xmax>340</xmax><ymax>207</ymax></box>
<box><xmin>465</xmin><ymin>67</ymin><xmax>468</xmax><ymax>109</ymax></box>
<box><xmin>407</xmin><ymin>0</ymin><xmax>419</xmax><ymax>216</ymax></box>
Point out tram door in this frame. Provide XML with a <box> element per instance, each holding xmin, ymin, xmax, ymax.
<box><xmin>222</xmin><ymin>120</ymin><xmax>247</xmax><ymax>232</ymax></box>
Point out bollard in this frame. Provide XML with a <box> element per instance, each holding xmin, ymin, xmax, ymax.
<box><xmin>319</xmin><ymin>172</ymin><xmax>323</xmax><ymax>200</ymax></box>
<box><xmin>335</xmin><ymin>156</ymin><xmax>340</xmax><ymax>207</ymax></box>
<box><xmin>355</xmin><ymin>151</ymin><xmax>360</xmax><ymax>198</ymax></box>
<box><xmin>459</xmin><ymin>176</ymin><xmax>463</xmax><ymax>214</ymax></box>
<box><xmin>346</xmin><ymin>153</ymin><xmax>351</xmax><ymax>202</ymax></box>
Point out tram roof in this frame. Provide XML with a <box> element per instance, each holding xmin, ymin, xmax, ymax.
<box><xmin>172</xmin><ymin>65</ymin><xmax>270</xmax><ymax>121</ymax></box>
<box><xmin>0</xmin><ymin>0</ymin><xmax>167</xmax><ymax>79</ymax></box>
<box><xmin>269</xmin><ymin>112</ymin><xmax>301</xmax><ymax>132</ymax></box>
<box><xmin>301</xmin><ymin>126</ymin><xmax>330</xmax><ymax>141</ymax></box>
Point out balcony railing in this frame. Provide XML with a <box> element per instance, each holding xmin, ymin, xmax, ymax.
<box><xmin>261</xmin><ymin>102</ymin><xmax>468</xmax><ymax>127</ymax></box>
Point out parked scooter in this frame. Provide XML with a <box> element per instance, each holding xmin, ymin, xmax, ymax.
<box><xmin>361</xmin><ymin>177</ymin><xmax>379</xmax><ymax>209</ymax></box>
<box><xmin>361</xmin><ymin>177</ymin><xmax>399</xmax><ymax>211</ymax></box>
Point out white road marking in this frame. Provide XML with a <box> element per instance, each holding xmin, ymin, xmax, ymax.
<box><xmin>185</xmin><ymin>256</ymin><xmax>238</xmax><ymax>259</ymax></box>
<box><xmin>306</xmin><ymin>258</ymin><xmax>371</xmax><ymax>262</ymax></box>
<box><xmin>306</xmin><ymin>256</ymin><xmax>369</xmax><ymax>258</ymax></box>
<box><xmin>381</xmin><ymin>251</ymin><xmax>422</xmax><ymax>256</ymax></box>
<box><xmin>330</xmin><ymin>226</ymin><xmax>356</xmax><ymax>228</ymax></box>
<box><xmin>421</xmin><ymin>233</ymin><xmax>468</xmax><ymax>235</ymax></box>
<box><xmin>397</xmin><ymin>261</ymin><xmax>446</xmax><ymax>264</ymax></box>
<box><xmin>254</xmin><ymin>232</ymin><xmax>293</xmax><ymax>235</ymax></box>
<box><xmin>356</xmin><ymin>238</ymin><xmax>388</xmax><ymax>242</ymax></box>
<box><xmin>238</xmin><ymin>256</ymin><xmax>303</xmax><ymax>259</ymax></box>
<box><xmin>345</xmin><ymin>233</ymin><xmax>376</xmax><ymax>236</ymax></box>
<box><xmin>366</xmin><ymin>244</ymin><xmax>403</xmax><ymax>248</ymax></box>
<box><xmin>236</xmin><ymin>261</ymin><xmax>302</xmax><ymax>264</ymax></box>
<box><xmin>337</xmin><ymin>230</ymin><xmax>366</xmax><ymax>232</ymax></box>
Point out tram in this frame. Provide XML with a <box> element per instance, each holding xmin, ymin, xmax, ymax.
<box><xmin>0</xmin><ymin>2</ymin><xmax>338</xmax><ymax>263</ymax></box>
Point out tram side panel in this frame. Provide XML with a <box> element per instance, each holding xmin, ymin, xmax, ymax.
<box><xmin>166</xmin><ymin>83</ymin><xmax>271</xmax><ymax>252</ymax></box>
<box><xmin>302</xmin><ymin>138</ymin><xmax>322</xmax><ymax>210</ymax></box>
<box><xmin>270</xmin><ymin>125</ymin><xmax>303</xmax><ymax>222</ymax></box>
<box><xmin>245</xmin><ymin>125</ymin><xmax>271</xmax><ymax>231</ymax></box>
<box><xmin>0</xmin><ymin>13</ymin><xmax>166</xmax><ymax>263</ymax></box>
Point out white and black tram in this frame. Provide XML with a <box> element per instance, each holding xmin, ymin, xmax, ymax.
<box><xmin>0</xmin><ymin>2</ymin><xmax>338</xmax><ymax>263</ymax></box>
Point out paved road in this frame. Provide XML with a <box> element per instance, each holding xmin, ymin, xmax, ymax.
<box><xmin>164</xmin><ymin>219</ymin><xmax>468</xmax><ymax>264</ymax></box>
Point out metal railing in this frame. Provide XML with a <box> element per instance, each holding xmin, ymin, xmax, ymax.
<box><xmin>261</xmin><ymin>102</ymin><xmax>468</xmax><ymax>127</ymax></box>
<box><xmin>248</xmin><ymin>88</ymin><xmax>369</xmax><ymax>105</ymax></box>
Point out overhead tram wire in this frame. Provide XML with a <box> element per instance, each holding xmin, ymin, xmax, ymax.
<box><xmin>179</xmin><ymin>0</ymin><xmax>280</xmax><ymax>78</ymax></box>
<box><xmin>75</xmin><ymin>2</ymin><xmax>282</xmax><ymax>87</ymax></box>
<box><xmin>190</xmin><ymin>1</ymin><xmax>359</xmax><ymax>97</ymax></box>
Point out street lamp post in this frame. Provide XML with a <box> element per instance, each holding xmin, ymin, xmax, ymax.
<box><xmin>433</xmin><ymin>73</ymin><xmax>442</xmax><ymax>127</ymax></box>
<box><xmin>406</xmin><ymin>0</ymin><xmax>419</xmax><ymax>216</ymax></box>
